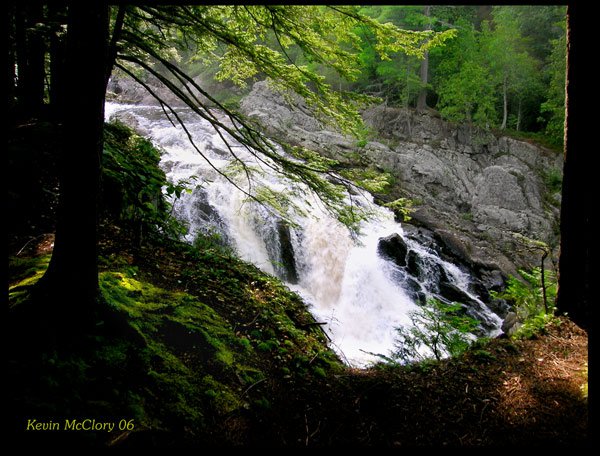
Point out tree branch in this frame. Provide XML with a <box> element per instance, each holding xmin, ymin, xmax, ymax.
<box><xmin>115</xmin><ymin>62</ymin><xmax>265</xmax><ymax>210</ymax></box>
<box><xmin>106</xmin><ymin>5</ymin><xmax>127</xmax><ymax>86</ymax></box>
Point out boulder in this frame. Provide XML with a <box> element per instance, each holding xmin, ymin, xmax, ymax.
<box><xmin>487</xmin><ymin>298</ymin><xmax>511</xmax><ymax>318</ymax></box>
<box><xmin>377</xmin><ymin>233</ymin><xmax>408</xmax><ymax>267</ymax></box>
<box><xmin>501</xmin><ymin>311</ymin><xmax>522</xmax><ymax>336</ymax></box>
<box><xmin>438</xmin><ymin>282</ymin><xmax>479</xmax><ymax>307</ymax></box>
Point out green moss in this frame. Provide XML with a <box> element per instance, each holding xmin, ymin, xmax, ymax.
<box><xmin>9</xmin><ymin>226</ymin><xmax>344</xmax><ymax>441</ymax></box>
<box><xmin>339</xmin><ymin>167</ymin><xmax>394</xmax><ymax>195</ymax></box>
<box><xmin>8</xmin><ymin>254</ymin><xmax>51</xmax><ymax>289</ymax></box>
<box><xmin>202</xmin><ymin>375</ymin><xmax>243</xmax><ymax>415</ymax></box>
<box><xmin>312</xmin><ymin>366</ymin><xmax>327</xmax><ymax>378</ymax></box>
<box><xmin>8</xmin><ymin>254</ymin><xmax>51</xmax><ymax>308</ymax></box>
<box><xmin>253</xmin><ymin>397</ymin><xmax>271</xmax><ymax>409</ymax></box>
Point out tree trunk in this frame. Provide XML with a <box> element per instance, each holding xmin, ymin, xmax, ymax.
<box><xmin>416</xmin><ymin>5</ymin><xmax>431</xmax><ymax>112</ymax></box>
<box><xmin>7</xmin><ymin>4</ymin><xmax>17</xmax><ymax>111</ymax></box>
<box><xmin>500</xmin><ymin>76</ymin><xmax>508</xmax><ymax>130</ymax></box>
<box><xmin>40</xmin><ymin>2</ymin><xmax>109</xmax><ymax>327</ymax></box>
<box><xmin>416</xmin><ymin>50</ymin><xmax>429</xmax><ymax>111</ymax></box>
<box><xmin>15</xmin><ymin>3</ymin><xmax>46</xmax><ymax>117</ymax></box>
<box><xmin>48</xmin><ymin>3</ymin><xmax>67</xmax><ymax>122</ymax></box>
<box><xmin>556</xmin><ymin>5</ymin><xmax>590</xmax><ymax>330</ymax></box>
<box><xmin>516</xmin><ymin>98</ymin><xmax>522</xmax><ymax>131</ymax></box>
<box><xmin>14</xmin><ymin>4</ymin><xmax>27</xmax><ymax>114</ymax></box>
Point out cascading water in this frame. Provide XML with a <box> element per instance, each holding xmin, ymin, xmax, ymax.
<box><xmin>105</xmin><ymin>102</ymin><xmax>502</xmax><ymax>366</ymax></box>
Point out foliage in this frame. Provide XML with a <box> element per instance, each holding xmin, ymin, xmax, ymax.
<box><xmin>434</xmin><ymin>20</ymin><xmax>496</xmax><ymax>126</ymax></box>
<box><xmin>8</xmin><ymin>254</ymin><xmax>51</xmax><ymax>308</ymax></box>
<box><xmin>338</xmin><ymin>167</ymin><xmax>394</xmax><ymax>195</ymax></box>
<box><xmin>391</xmin><ymin>298</ymin><xmax>479</xmax><ymax>364</ymax></box>
<box><xmin>542</xmin><ymin>167</ymin><xmax>563</xmax><ymax>194</ymax></box>
<box><xmin>8</xmin><ymin>224</ymin><xmax>344</xmax><ymax>442</ymax></box>
<box><xmin>355</xmin><ymin>6</ymin><xmax>456</xmax><ymax>106</ymax></box>
<box><xmin>437</xmin><ymin>60</ymin><xmax>496</xmax><ymax>126</ymax></box>
<box><xmin>384</xmin><ymin>198</ymin><xmax>414</xmax><ymax>222</ymax></box>
<box><xmin>482</xmin><ymin>7</ymin><xmax>543</xmax><ymax>130</ymax></box>
<box><xmin>103</xmin><ymin>121</ymin><xmax>189</xmax><ymax>239</ymax></box>
<box><xmin>108</xmin><ymin>5</ymin><xmax>458</xmax><ymax>232</ymax></box>
<box><xmin>9</xmin><ymin>5</ymin><xmax>567</xmax><ymax>235</ymax></box>
<box><xmin>491</xmin><ymin>267</ymin><xmax>558</xmax><ymax>339</ymax></box>
<box><xmin>539</xmin><ymin>23</ymin><xmax>567</xmax><ymax>146</ymax></box>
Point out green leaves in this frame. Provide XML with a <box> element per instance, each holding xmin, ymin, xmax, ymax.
<box><xmin>102</xmin><ymin>121</ymin><xmax>188</xmax><ymax>239</ymax></box>
<box><xmin>492</xmin><ymin>267</ymin><xmax>557</xmax><ymax>322</ymax></box>
<box><xmin>491</xmin><ymin>266</ymin><xmax>558</xmax><ymax>339</ymax></box>
<box><xmin>111</xmin><ymin>6</ymin><xmax>454</xmax><ymax>229</ymax></box>
<box><xmin>392</xmin><ymin>298</ymin><xmax>479</xmax><ymax>364</ymax></box>
<box><xmin>539</xmin><ymin>23</ymin><xmax>566</xmax><ymax>146</ymax></box>
<box><xmin>383</xmin><ymin>198</ymin><xmax>414</xmax><ymax>222</ymax></box>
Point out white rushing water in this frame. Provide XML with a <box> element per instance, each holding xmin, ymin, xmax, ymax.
<box><xmin>105</xmin><ymin>103</ymin><xmax>502</xmax><ymax>366</ymax></box>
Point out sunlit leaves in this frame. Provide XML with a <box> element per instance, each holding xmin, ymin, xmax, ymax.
<box><xmin>113</xmin><ymin>5</ymin><xmax>450</xmax><ymax>230</ymax></box>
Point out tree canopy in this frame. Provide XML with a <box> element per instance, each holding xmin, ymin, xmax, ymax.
<box><xmin>109</xmin><ymin>6</ymin><xmax>457</xmax><ymax>223</ymax></box>
<box><xmin>349</xmin><ymin>5</ymin><xmax>566</xmax><ymax>144</ymax></box>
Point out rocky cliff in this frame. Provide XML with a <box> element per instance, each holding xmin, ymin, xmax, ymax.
<box><xmin>240</xmin><ymin>81</ymin><xmax>563</xmax><ymax>286</ymax></box>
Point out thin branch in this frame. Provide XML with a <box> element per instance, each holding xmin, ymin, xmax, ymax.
<box><xmin>106</xmin><ymin>5</ymin><xmax>127</xmax><ymax>86</ymax></box>
<box><xmin>115</xmin><ymin>63</ymin><xmax>267</xmax><ymax>210</ymax></box>
<box><xmin>119</xmin><ymin>42</ymin><xmax>334</xmax><ymax>178</ymax></box>
<box><xmin>117</xmin><ymin>54</ymin><xmax>266</xmax><ymax>187</ymax></box>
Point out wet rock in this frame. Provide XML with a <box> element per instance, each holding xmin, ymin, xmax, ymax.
<box><xmin>400</xmin><ymin>275</ymin><xmax>425</xmax><ymax>304</ymax></box>
<box><xmin>405</xmin><ymin>251</ymin><xmax>449</xmax><ymax>286</ymax></box>
<box><xmin>277</xmin><ymin>221</ymin><xmax>299</xmax><ymax>284</ymax></box>
<box><xmin>438</xmin><ymin>282</ymin><xmax>478</xmax><ymax>306</ymax></box>
<box><xmin>402</xmin><ymin>224</ymin><xmax>439</xmax><ymax>252</ymax></box>
<box><xmin>377</xmin><ymin>233</ymin><xmax>408</xmax><ymax>267</ymax></box>
<box><xmin>488</xmin><ymin>298</ymin><xmax>511</xmax><ymax>318</ymax></box>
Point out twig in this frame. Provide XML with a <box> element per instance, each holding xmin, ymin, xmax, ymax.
<box><xmin>16</xmin><ymin>234</ymin><xmax>47</xmax><ymax>256</ymax></box>
<box><xmin>241</xmin><ymin>377</ymin><xmax>266</xmax><ymax>397</ymax></box>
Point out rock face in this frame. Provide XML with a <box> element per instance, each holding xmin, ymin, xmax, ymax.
<box><xmin>240</xmin><ymin>81</ymin><xmax>562</xmax><ymax>282</ymax></box>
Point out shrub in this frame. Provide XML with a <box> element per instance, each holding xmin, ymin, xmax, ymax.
<box><xmin>492</xmin><ymin>267</ymin><xmax>558</xmax><ymax>339</ymax></box>
<box><xmin>391</xmin><ymin>298</ymin><xmax>479</xmax><ymax>364</ymax></box>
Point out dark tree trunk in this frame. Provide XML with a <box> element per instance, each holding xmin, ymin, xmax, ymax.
<box><xmin>7</xmin><ymin>4</ymin><xmax>17</xmax><ymax>111</ymax></box>
<box><xmin>48</xmin><ymin>3</ymin><xmax>68</xmax><ymax>122</ymax></box>
<box><xmin>14</xmin><ymin>3</ymin><xmax>27</xmax><ymax>113</ymax></box>
<box><xmin>416</xmin><ymin>5</ymin><xmax>431</xmax><ymax>112</ymax></box>
<box><xmin>40</xmin><ymin>2</ymin><xmax>109</xmax><ymax>326</ymax></box>
<box><xmin>15</xmin><ymin>3</ymin><xmax>46</xmax><ymax>117</ymax></box>
<box><xmin>556</xmin><ymin>5</ymin><xmax>590</xmax><ymax>330</ymax></box>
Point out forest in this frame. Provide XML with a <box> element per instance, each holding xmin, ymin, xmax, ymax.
<box><xmin>7</xmin><ymin>3</ymin><xmax>589</xmax><ymax>448</ymax></box>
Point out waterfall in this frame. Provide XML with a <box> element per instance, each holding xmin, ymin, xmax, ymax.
<box><xmin>105</xmin><ymin>103</ymin><xmax>502</xmax><ymax>366</ymax></box>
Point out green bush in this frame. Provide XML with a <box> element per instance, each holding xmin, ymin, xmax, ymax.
<box><xmin>391</xmin><ymin>298</ymin><xmax>479</xmax><ymax>364</ymax></box>
<box><xmin>542</xmin><ymin>168</ymin><xmax>563</xmax><ymax>194</ymax></box>
<box><xmin>492</xmin><ymin>267</ymin><xmax>558</xmax><ymax>338</ymax></box>
<box><xmin>102</xmin><ymin>121</ymin><xmax>189</xmax><ymax>240</ymax></box>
